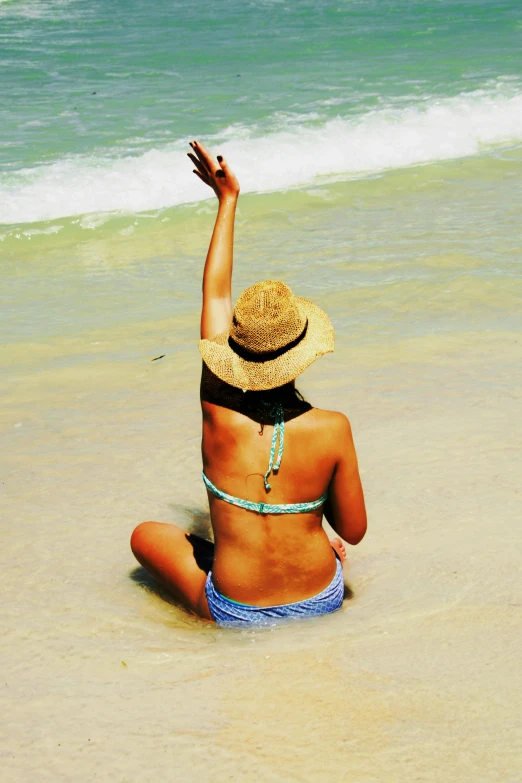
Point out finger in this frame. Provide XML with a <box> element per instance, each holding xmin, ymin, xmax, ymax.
<box><xmin>189</xmin><ymin>148</ymin><xmax>211</xmax><ymax>174</ymax></box>
<box><xmin>192</xmin><ymin>169</ymin><xmax>209</xmax><ymax>184</ymax></box>
<box><xmin>192</xmin><ymin>140</ymin><xmax>219</xmax><ymax>174</ymax></box>
<box><xmin>187</xmin><ymin>152</ymin><xmax>209</xmax><ymax>176</ymax></box>
<box><xmin>216</xmin><ymin>153</ymin><xmax>238</xmax><ymax>186</ymax></box>
<box><xmin>216</xmin><ymin>154</ymin><xmax>230</xmax><ymax>173</ymax></box>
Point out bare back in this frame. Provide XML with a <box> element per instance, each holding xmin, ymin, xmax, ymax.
<box><xmin>202</xmin><ymin>400</ymin><xmax>366</xmax><ymax>605</ymax></box>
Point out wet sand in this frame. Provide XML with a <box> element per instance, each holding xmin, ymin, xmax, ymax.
<box><xmin>2</xmin><ymin>326</ymin><xmax>521</xmax><ymax>782</ymax></box>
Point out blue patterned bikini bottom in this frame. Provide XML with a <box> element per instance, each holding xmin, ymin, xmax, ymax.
<box><xmin>205</xmin><ymin>557</ymin><xmax>344</xmax><ymax>627</ymax></box>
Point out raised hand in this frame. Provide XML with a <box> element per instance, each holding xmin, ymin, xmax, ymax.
<box><xmin>188</xmin><ymin>140</ymin><xmax>240</xmax><ymax>202</ymax></box>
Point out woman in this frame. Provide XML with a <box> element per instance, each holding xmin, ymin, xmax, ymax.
<box><xmin>130</xmin><ymin>141</ymin><xmax>367</xmax><ymax>626</ymax></box>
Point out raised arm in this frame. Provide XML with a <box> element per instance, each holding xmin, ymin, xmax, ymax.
<box><xmin>188</xmin><ymin>141</ymin><xmax>241</xmax><ymax>339</ymax></box>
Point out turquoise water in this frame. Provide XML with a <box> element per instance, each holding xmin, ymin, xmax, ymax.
<box><xmin>1</xmin><ymin>0</ymin><xmax>522</xmax><ymax>222</ymax></box>
<box><xmin>3</xmin><ymin>0</ymin><xmax>521</xmax><ymax>169</ymax></box>
<box><xmin>1</xmin><ymin>0</ymin><xmax>521</xmax><ymax>354</ymax></box>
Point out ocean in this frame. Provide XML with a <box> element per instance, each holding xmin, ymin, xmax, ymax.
<box><xmin>1</xmin><ymin>1</ymin><xmax>521</xmax><ymax>780</ymax></box>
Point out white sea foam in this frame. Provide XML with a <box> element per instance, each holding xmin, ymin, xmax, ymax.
<box><xmin>1</xmin><ymin>86</ymin><xmax>522</xmax><ymax>224</ymax></box>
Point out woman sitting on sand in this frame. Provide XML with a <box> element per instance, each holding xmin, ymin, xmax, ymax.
<box><xmin>130</xmin><ymin>141</ymin><xmax>367</xmax><ymax>626</ymax></box>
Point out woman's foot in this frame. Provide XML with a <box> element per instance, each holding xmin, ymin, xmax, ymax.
<box><xmin>330</xmin><ymin>537</ymin><xmax>347</xmax><ymax>564</ymax></box>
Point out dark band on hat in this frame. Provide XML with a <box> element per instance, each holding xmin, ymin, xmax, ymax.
<box><xmin>228</xmin><ymin>320</ymin><xmax>308</xmax><ymax>363</ymax></box>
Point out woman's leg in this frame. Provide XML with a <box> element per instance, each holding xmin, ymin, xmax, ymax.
<box><xmin>130</xmin><ymin>522</ymin><xmax>213</xmax><ymax>620</ymax></box>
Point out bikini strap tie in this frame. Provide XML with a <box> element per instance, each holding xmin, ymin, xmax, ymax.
<box><xmin>263</xmin><ymin>404</ymin><xmax>284</xmax><ymax>491</ymax></box>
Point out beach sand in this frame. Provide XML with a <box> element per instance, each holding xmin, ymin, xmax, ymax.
<box><xmin>2</xmin><ymin>306</ymin><xmax>521</xmax><ymax>780</ymax></box>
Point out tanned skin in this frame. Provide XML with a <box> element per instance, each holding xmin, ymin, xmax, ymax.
<box><xmin>130</xmin><ymin>141</ymin><xmax>367</xmax><ymax>620</ymax></box>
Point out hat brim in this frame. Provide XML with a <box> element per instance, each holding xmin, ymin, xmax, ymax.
<box><xmin>198</xmin><ymin>297</ymin><xmax>334</xmax><ymax>391</ymax></box>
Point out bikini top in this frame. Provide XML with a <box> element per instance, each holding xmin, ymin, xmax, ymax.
<box><xmin>202</xmin><ymin>403</ymin><xmax>328</xmax><ymax>516</ymax></box>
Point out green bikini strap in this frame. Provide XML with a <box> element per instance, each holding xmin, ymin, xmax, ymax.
<box><xmin>263</xmin><ymin>405</ymin><xmax>284</xmax><ymax>491</ymax></box>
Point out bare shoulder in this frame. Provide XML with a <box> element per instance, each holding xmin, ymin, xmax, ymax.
<box><xmin>299</xmin><ymin>407</ymin><xmax>353</xmax><ymax>451</ymax></box>
<box><xmin>306</xmin><ymin>407</ymin><xmax>352</xmax><ymax>432</ymax></box>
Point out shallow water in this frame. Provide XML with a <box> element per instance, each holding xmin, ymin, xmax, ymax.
<box><xmin>3</xmin><ymin>158</ymin><xmax>522</xmax><ymax>780</ymax></box>
<box><xmin>3</xmin><ymin>331</ymin><xmax>521</xmax><ymax>781</ymax></box>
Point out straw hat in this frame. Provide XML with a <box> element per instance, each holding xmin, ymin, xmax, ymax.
<box><xmin>199</xmin><ymin>281</ymin><xmax>334</xmax><ymax>391</ymax></box>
